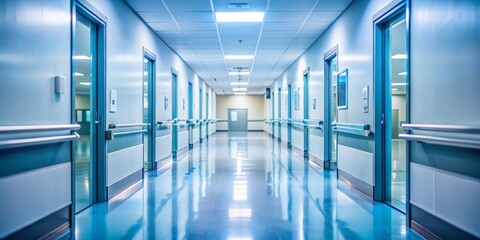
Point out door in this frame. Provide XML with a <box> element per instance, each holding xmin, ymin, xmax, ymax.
<box><xmin>278</xmin><ymin>88</ymin><xmax>282</xmax><ymax>139</ymax></box>
<box><xmin>188</xmin><ymin>82</ymin><xmax>193</xmax><ymax>120</ymax></box>
<box><xmin>271</xmin><ymin>91</ymin><xmax>275</xmax><ymax>136</ymax></box>
<box><xmin>143</xmin><ymin>54</ymin><xmax>155</xmax><ymax>170</ymax></box>
<box><xmin>199</xmin><ymin>88</ymin><xmax>203</xmax><ymax>141</ymax></box>
<box><xmin>324</xmin><ymin>53</ymin><xmax>338</xmax><ymax>169</ymax></box>
<box><xmin>172</xmin><ymin>72</ymin><xmax>178</xmax><ymax>156</ymax></box>
<box><xmin>303</xmin><ymin>70</ymin><xmax>309</xmax><ymax>155</ymax></box>
<box><xmin>381</xmin><ymin>13</ymin><xmax>408</xmax><ymax>212</ymax></box>
<box><xmin>74</xmin><ymin>13</ymin><xmax>99</xmax><ymax>213</ymax></box>
<box><xmin>206</xmin><ymin>93</ymin><xmax>209</xmax><ymax>137</ymax></box>
<box><xmin>228</xmin><ymin>109</ymin><xmax>248</xmax><ymax>132</ymax></box>
<box><xmin>287</xmin><ymin>84</ymin><xmax>292</xmax><ymax>146</ymax></box>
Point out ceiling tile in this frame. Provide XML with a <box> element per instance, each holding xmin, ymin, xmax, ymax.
<box><xmin>137</xmin><ymin>11</ymin><xmax>172</xmax><ymax>22</ymax></box>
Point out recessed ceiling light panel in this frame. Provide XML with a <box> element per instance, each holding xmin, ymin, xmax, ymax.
<box><xmin>228</xmin><ymin>72</ymin><xmax>251</xmax><ymax>76</ymax></box>
<box><xmin>233</xmin><ymin>88</ymin><xmax>247</xmax><ymax>91</ymax></box>
<box><xmin>231</xmin><ymin>82</ymin><xmax>249</xmax><ymax>86</ymax></box>
<box><xmin>225</xmin><ymin>55</ymin><xmax>254</xmax><ymax>60</ymax></box>
<box><xmin>215</xmin><ymin>12</ymin><xmax>265</xmax><ymax>22</ymax></box>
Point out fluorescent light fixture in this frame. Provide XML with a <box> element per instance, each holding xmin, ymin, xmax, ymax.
<box><xmin>74</xmin><ymin>72</ymin><xmax>84</xmax><ymax>76</ymax></box>
<box><xmin>215</xmin><ymin>12</ymin><xmax>265</xmax><ymax>22</ymax></box>
<box><xmin>73</xmin><ymin>55</ymin><xmax>91</xmax><ymax>60</ymax></box>
<box><xmin>398</xmin><ymin>72</ymin><xmax>407</xmax><ymax>76</ymax></box>
<box><xmin>144</xmin><ymin>71</ymin><xmax>148</xmax><ymax>76</ymax></box>
<box><xmin>234</xmin><ymin>92</ymin><xmax>246</xmax><ymax>95</ymax></box>
<box><xmin>225</xmin><ymin>55</ymin><xmax>254</xmax><ymax>60</ymax></box>
<box><xmin>231</xmin><ymin>82</ymin><xmax>249</xmax><ymax>86</ymax></box>
<box><xmin>392</xmin><ymin>83</ymin><xmax>407</xmax><ymax>86</ymax></box>
<box><xmin>144</xmin><ymin>59</ymin><xmax>149</xmax><ymax>63</ymax></box>
<box><xmin>392</xmin><ymin>88</ymin><xmax>399</xmax><ymax>91</ymax></box>
<box><xmin>229</xmin><ymin>72</ymin><xmax>251</xmax><ymax>76</ymax></box>
<box><xmin>79</xmin><ymin>82</ymin><xmax>91</xmax><ymax>86</ymax></box>
<box><xmin>232</xmin><ymin>88</ymin><xmax>247</xmax><ymax>91</ymax></box>
<box><xmin>391</xmin><ymin>54</ymin><xmax>407</xmax><ymax>59</ymax></box>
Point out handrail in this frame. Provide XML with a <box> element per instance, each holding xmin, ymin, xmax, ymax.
<box><xmin>0</xmin><ymin>133</ymin><xmax>80</xmax><ymax>150</ymax></box>
<box><xmin>333</xmin><ymin>122</ymin><xmax>371</xmax><ymax>137</ymax></box>
<box><xmin>157</xmin><ymin>120</ymin><xmax>173</xmax><ymax>126</ymax></box>
<box><xmin>0</xmin><ymin>124</ymin><xmax>80</xmax><ymax>149</ymax></box>
<box><xmin>399</xmin><ymin>134</ymin><xmax>480</xmax><ymax>150</ymax></box>
<box><xmin>0</xmin><ymin>124</ymin><xmax>80</xmax><ymax>133</ymax></box>
<box><xmin>112</xmin><ymin>129</ymin><xmax>147</xmax><ymax>137</ymax></box>
<box><xmin>108</xmin><ymin>123</ymin><xmax>147</xmax><ymax>129</ymax></box>
<box><xmin>401</xmin><ymin>124</ymin><xmax>480</xmax><ymax>134</ymax></box>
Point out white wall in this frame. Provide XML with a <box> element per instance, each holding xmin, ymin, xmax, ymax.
<box><xmin>216</xmin><ymin>95</ymin><xmax>266</xmax><ymax>131</ymax></box>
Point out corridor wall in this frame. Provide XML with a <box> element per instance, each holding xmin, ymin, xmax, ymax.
<box><xmin>270</xmin><ymin>0</ymin><xmax>393</xmax><ymax>193</ymax></box>
<box><xmin>216</xmin><ymin>95</ymin><xmax>266</xmax><ymax>131</ymax></box>
<box><xmin>0</xmin><ymin>1</ymin><xmax>73</xmax><ymax>238</ymax></box>
<box><xmin>408</xmin><ymin>0</ymin><xmax>480</xmax><ymax>238</ymax></box>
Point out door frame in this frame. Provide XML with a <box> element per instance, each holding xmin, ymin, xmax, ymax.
<box><xmin>171</xmin><ymin>68</ymin><xmax>178</xmax><ymax>157</ymax></box>
<box><xmin>277</xmin><ymin>87</ymin><xmax>282</xmax><ymax>141</ymax></box>
<box><xmin>206</xmin><ymin>92</ymin><xmax>209</xmax><ymax>138</ymax></box>
<box><xmin>228</xmin><ymin>108</ymin><xmax>248</xmax><ymax>132</ymax></box>
<box><xmin>271</xmin><ymin>91</ymin><xmax>275</xmax><ymax>137</ymax></box>
<box><xmin>303</xmin><ymin>68</ymin><xmax>310</xmax><ymax>156</ymax></box>
<box><xmin>72</xmin><ymin>0</ymin><xmax>107</xmax><ymax>216</ymax></box>
<box><xmin>373</xmin><ymin>0</ymin><xmax>410</xmax><ymax>216</ymax></box>
<box><xmin>143</xmin><ymin>47</ymin><xmax>156</xmax><ymax>170</ymax></box>
<box><xmin>199</xmin><ymin>88</ymin><xmax>203</xmax><ymax>142</ymax></box>
<box><xmin>323</xmin><ymin>45</ymin><xmax>338</xmax><ymax>170</ymax></box>
<box><xmin>287</xmin><ymin>84</ymin><xmax>292</xmax><ymax>147</ymax></box>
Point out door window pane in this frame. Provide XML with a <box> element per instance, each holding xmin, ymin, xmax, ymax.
<box><xmin>386</xmin><ymin>16</ymin><xmax>407</xmax><ymax>212</ymax></box>
<box><xmin>74</xmin><ymin>14</ymin><xmax>96</xmax><ymax>213</ymax></box>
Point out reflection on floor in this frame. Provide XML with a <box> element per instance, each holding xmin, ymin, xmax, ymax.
<box><xmin>75</xmin><ymin>132</ymin><xmax>421</xmax><ymax>239</ymax></box>
<box><xmin>75</xmin><ymin>135</ymin><xmax>92</xmax><ymax>212</ymax></box>
<box><xmin>389</xmin><ymin>139</ymin><xmax>407</xmax><ymax>211</ymax></box>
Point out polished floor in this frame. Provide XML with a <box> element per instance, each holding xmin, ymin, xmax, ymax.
<box><xmin>75</xmin><ymin>132</ymin><xmax>421</xmax><ymax>239</ymax></box>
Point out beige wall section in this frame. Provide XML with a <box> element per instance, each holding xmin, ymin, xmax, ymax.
<box><xmin>75</xmin><ymin>94</ymin><xmax>90</xmax><ymax>109</ymax></box>
<box><xmin>216</xmin><ymin>95</ymin><xmax>266</xmax><ymax>131</ymax></box>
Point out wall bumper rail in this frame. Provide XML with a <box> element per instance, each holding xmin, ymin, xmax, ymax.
<box><xmin>0</xmin><ymin>124</ymin><xmax>80</xmax><ymax>149</ymax></box>
<box><xmin>333</xmin><ymin>122</ymin><xmax>371</xmax><ymax>137</ymax></box>
<box><xmin>106</xmin><ymin>123</ymin><xmax>149</xmax><ymax>140</ymax></box>
<box><xmin>304</xmin><ymin>119</ymin><xmax>324</xmax><ymax>129</ymax></box>
<box><xmin>399</xmin><ymin>123</ymin><xmax>480</xmax><ymax>149</ymax></box>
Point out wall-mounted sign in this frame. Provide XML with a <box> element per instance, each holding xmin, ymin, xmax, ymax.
<box><xmin>362</xmin><ymin>85</ymin><xmax>369</xmax><ymax>113</ymax></box>
<box><xmin>110</xmin><ymin>89</ymin><xmax>117</xmax><ymax>113</ymax></box>
<box><xmin>337</xmin><ymin>69</ymin><xmax>348</xmax><ymax>109</ymax></box>
<box><xmin>164</xmin><ymin>95</ymin><xmax>168</xmax><ymax>110</ymax></box>
<box><xmin>294</xmin><ymin>88</ymin><xmax>300</xmax><ymax>110</ymax></box>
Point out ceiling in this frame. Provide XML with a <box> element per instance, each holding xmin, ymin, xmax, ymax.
<box><xmin>125</xmin><ymin>0</ymin><xmax>353</xmax><ymax>95</ymax></box>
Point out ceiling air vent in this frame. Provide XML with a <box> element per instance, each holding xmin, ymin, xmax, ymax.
<box><xmin>229</xmin><ymin>3</ymin><xmax>250</xmax><ymax>9</ymax></box>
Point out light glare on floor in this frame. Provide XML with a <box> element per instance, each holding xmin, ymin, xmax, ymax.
<box><xmin>215</xmin><ymin>12</ymin><xmax>264</xmax><ymax>22</ymax></box>
<box><xmin>73</xmin><ymin>55</ymin><xmax>91</xmax><ymax>60</ymax></box>
<box><xmin>229</xmin><ymin>208</ymin><xmax>252</xmax><ymax>218</ymax></box>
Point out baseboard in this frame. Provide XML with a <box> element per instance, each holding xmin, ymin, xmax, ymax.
<box><xmin>308</xmin><ymin>153</ymin><xmax>324</xmax><ymax>169</ymax></box>
<box><xmin>107</xmin><ymin>169</ymin><xmax>143</xmax><ymax>200</ymax></box>
<box><xmin>5</xmin><ymin>205</ymin><xmax>70</xmax><ymax>240</ymax></box>
<box><xmin>174</xmin><ymin>146</ymin><xmax>189</xmax><ymax>159</ymax></box>
<box><xmin>216</xmin><ymin>130</ymin><xmax>228</xmax><ymax>132</ymax></box>
<box><xmin>291</xmin><ymin>145</ymin><xmax>304</xmax><ymax>157</ymax></box>
<box><xmin>248</xmin><ymin>129</ymin><xmax>264</xmax><ymax>132</ymax></box>
<box><xmin>410</xmin><ymin>204</ymin><xmax>478</xmax><ymax>240</ymax></box>
<box><xmin>338</xmin><ymin>169</ymin><xmax>374</xmax><ymax>199</ymax></box>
